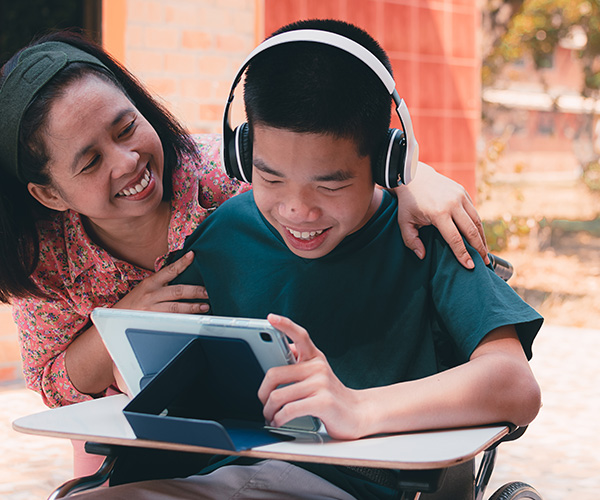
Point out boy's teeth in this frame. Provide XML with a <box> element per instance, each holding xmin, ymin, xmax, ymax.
<box><xmin>287</xmin><ymin>228</ymin><xmax>324</xmax><ymax>240</ymax></box>
<box><xmin>118</xmin><ymin>169</ymin><xmax>150</xmax><ymax>197</ymax></box>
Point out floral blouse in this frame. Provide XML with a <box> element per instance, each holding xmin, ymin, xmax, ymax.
<box><xmin>13</xmin><ymin>135</ymin><xmax>248</xmax><ymax>408</ymax></box>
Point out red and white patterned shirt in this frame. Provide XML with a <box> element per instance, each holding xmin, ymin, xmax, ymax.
<box><xmin>13</xmin><ymin>134</ymin><xmax>248</xmax><ymax>408</ymax></box>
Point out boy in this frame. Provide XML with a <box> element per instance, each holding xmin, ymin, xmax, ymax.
<box><xmin>81</xmin><ymin>19</ymin><xmax>542</xmax><ymax>500</ymax></box>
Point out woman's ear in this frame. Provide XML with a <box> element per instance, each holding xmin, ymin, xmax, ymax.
<box><xmin>27</xmin><ymin>183</ymin><xmax>69</xmax><ymax>211</ymax></box>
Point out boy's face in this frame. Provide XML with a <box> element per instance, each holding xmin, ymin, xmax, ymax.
<box><xmin>251</xmin><ymin>125</ymin><xmax>382</xmax><ymax>259</ymax></box>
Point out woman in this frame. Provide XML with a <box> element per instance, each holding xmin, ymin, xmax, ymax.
<box><xmin>0</xmin><ymin>30</ymin><xmax>487</xmax><ymax>474</ymax></box>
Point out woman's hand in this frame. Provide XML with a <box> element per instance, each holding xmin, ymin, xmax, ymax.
<box><xmin>395</xmin><ymin>162</ymin><xmax>489</xmax><ymax>269</ymax></box>
<box><xmin>66</xmin><ymin>251</ymin><xmax>207</xmax><ymax>398</ymax></box>
<box><xmin>258</xmin><ymin>314</ymin><xmax>368</xmax><ymax>440</ymax></box>
<box><xmin>115</xmin><ymin>251</ymin><xmax>210</xmax><ymax>313</ymax></box>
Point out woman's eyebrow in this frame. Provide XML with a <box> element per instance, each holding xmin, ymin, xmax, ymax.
<box><xmin>70</xmin><ymin>108</ymin><xmax>136</xmax><ymax>173</ymax></box>
<box><xmin>110</xmin><ymin>107</ymin><xmax>136</xmax><ymax>127</ymax></box>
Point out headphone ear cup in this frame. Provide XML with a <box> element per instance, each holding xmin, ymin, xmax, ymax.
<box><xmin>236</xmin><ymin>122</ymin><xmax>253</xmax><ymax>182</ymax></box>
<box><xmin>373</xmin><ymin>128</ymin><xmax>407</xmax><ymax>188</ymax></box>
<box><xmin>224</xmin><ymin>122</ymin><xmax>253</xmax><ymax>182</ymax></box>
<box><xmin>373</xmin><ymin>128</ymin><xmax>406</xmax><ymax>188</ymax></box>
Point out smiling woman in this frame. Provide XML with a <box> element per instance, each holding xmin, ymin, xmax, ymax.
<box><xmin>0</xmin><ymin>33</ymin><xmax>244</xmax><ymax>407</ymax></box>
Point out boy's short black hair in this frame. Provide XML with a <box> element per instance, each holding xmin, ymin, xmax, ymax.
<box><xmin>243</xmin><ymin>19</ymin><xmax>393</xmax><ymax>163</ymax></box>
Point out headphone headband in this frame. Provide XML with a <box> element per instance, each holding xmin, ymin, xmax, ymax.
<box><xmin>222</xmin><ymin>27</ymin><xmax>419</xmax><ymax>187</ymax></box>
<box><xmin>227</xmin><ymin>30</ymin><xmax>397</xmax><ymax>101</ymax></box>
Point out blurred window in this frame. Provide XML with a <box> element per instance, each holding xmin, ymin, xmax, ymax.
<box><xmin>0</xmin><ymin>0</ymin><xmax>101</xmax><ymax>65</ymax></box>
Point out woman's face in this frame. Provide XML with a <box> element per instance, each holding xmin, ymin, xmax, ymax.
<box><xmin>29</xmin><ymin>74</ymin><xmax>165</xmax><ymax>226</ymax></box>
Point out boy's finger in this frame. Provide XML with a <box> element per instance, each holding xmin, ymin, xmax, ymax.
<box><xmin>267</xmin><ymin>313</ymin><xmax>319</xmax><ymax>360</ymax></box>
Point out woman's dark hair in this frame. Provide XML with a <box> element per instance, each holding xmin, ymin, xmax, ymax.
<box><xmin>243</xmin><ymin>19</ymin><xmax>393</xmax><ymax>162</ymax></box>
<box><xmin>0</xmin><ymin>30</ymin><xmax>197</xmax><ymax>302</ymax></box>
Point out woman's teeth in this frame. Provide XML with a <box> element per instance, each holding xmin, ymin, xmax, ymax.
<box><xmin>117</xmin><ymin>169</ymin><xmax>151</xmax><ymax>197</ymax></box>
<box><xmin>287</xmin><ymin>228</ymin><xmax>324</xmax><ymax>240</ymax></box>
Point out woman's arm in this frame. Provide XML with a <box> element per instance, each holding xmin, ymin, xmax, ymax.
<box><xmin>65</xmin><ymin>252</ymin><xmax>210</xmax><ymax>396</ymax></box>
<box><xmin>394</xmin><ymin>162</ymin><xmax>489</xmax><ymax>269</ymax></box>
<box><xmin>15</xmin><ymin>294</ymin><xmax>97</xmax><ymax>408</ymax></box>
<box><xmin>16</xmin><ymin>252</ymin><xmax>210</xmax><ymax>406</ymax></box>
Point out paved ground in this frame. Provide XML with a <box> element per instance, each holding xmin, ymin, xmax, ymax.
<box><xmin>1</xmin><ymin>323</ymin><xmax>598</xmax><ymax>499</ymax></box>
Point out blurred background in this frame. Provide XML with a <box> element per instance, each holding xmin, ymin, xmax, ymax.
<box><xmin>0</xmin><ymin>1</ymin><xmax>598</xmax><ymax>499</ymax></box>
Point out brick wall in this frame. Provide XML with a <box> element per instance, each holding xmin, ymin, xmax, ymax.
<box><xmin>109</xmin><ymin>0</ymin><xmax>259</xmax><ymax>134</ymax></box>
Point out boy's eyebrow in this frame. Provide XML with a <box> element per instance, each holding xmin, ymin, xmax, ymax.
<box><xmin>70</xmin><ymin>108</ymin><xmax>135</xmax><ymax>173</ymax></box>
<box><xmin>253</xmin><ymin>158</ymin><xmax>356</xmax><ymax>182</ymax></box>
<box><xmin>253</xmin><ymin>158</ymin><xmax>283</xmax><ymax>177</ymax></box>
<box><xmin>313</xmin><ymin>170</ymin><xmax>355</xmax><ymax>182</ymax></box>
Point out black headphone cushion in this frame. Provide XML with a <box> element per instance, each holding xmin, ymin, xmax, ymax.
<box><xmin>373</xmin><ymin>128</ymin><xmax>406</xmax><ymax>188</ymax></box>
<box><xmin>234</xmin><ymin>122</ymin><xmax>253</xmax><ymax>182</ymax></box>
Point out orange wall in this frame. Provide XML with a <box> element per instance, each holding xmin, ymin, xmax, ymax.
<box><xmin>264</xmin><ymin>0</ymin><xmax>481</xmax><ymax>198</ymax></box>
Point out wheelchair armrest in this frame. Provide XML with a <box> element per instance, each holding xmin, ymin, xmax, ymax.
<box><xmin>85</xmin><ymin>442</ymin><xmax>215</xmax><ymax>486</ymax></box>
<box><xmin>47</xmin><ymin>453</ymin><xmax>116</xmax><ymax>499</ymax></box>
<box><xmin>489</xmin><ymin>253</ymin><xmax>514</xmax><ymax>281</ymax></box>
<box><xmin>485</xmin><ymin>424</ymin><xmax>528</xmax><ymax>451</ymax></box>
<box><xmin>84</xmin><ymin>441</ymin><xmax>129</xmax><ymax>457</ymax></box>
<box><xmin>342</xmin><ymin>466</ymin><xmax>448</xmax><ymax>494</ymax></box>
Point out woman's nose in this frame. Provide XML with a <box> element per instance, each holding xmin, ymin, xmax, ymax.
<box><xmin>111</xmin><ymin>147</ymin><xmax>140</xmax><ymax>178</ymax></box>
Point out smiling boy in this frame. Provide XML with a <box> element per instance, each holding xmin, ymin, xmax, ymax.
<box><xmin>173</xmin><ymin>17</ymin><xmax>543</xmax><ymax>440</ymax></box>
<box><xmin>169</xmin><ymin>18</ymin><xmax>543</xmax><ymax>497</ymax></box>
<box><xmin>83</xmin><ymin>19</ymin><xmax>543</xmax><ymax>500</ymax></box>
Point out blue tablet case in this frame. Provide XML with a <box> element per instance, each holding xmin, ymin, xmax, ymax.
<box><xmin>123</xmin><ymin>334</ymin><xmax>294</xmax><ymax>451</ymax></box>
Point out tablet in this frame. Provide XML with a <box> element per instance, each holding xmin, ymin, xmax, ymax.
<box><xmin>91</xmin><ymin>308</ymin><xmax>321</xmax><ymax>433</ymax></box>
<box><xmin>92</xmin><ymin>308</ymin><xmax>296</xmax><ymax>396</ymax></box>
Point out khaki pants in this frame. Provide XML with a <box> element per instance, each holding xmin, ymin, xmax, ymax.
<box><xmin>73</xmin><ymin>460</ymin><xmax>357</xmax><ymax>500</ymax></box>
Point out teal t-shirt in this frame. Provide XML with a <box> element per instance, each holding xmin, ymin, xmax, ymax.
<box><xmin>171</xmin><ymin>189</ymin><xmax>542</xmax><ymax>498</ymax></box>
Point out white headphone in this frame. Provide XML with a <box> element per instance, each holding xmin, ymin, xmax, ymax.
<box><xmin>221</xmin><ymin>29</ymin><xmax>419</xmax><ymax>188</ymax></box>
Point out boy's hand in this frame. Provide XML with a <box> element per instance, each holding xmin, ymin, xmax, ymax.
<box><xmin>394</xmin><ymin>162</ymin><xmax>489</xmax><ymax>269</ymax></box>
<box><xmin>258</xmin><ymin>314</ymin><xmax>367</xmax><ymax>440</ymax></box>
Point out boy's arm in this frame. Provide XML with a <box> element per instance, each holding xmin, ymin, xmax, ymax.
<box><xmin>259</xmin><ymin>315</ymin><xmax>541</xmax><ymax>441</ymax></box>
<box><xmin>360</xmin><ymin>325</ymin><xmax>541</xmax><ymax>436</ymax></box>
<box><xmin>394</xmin><ymin>162</ymin><xmax>490</xmax><ymax>269</ymax></box>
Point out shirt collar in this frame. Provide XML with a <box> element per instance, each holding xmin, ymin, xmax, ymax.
<box><xmin>62</xmin><ymin>210</ymin><xmax>135</xmax><ymax>281</ymax></box>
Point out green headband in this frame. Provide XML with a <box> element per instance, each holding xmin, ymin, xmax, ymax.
<box><xmin>0</xmin><ymin>41</ymin><xmax>110</xmax><ymax>183</ymax></box>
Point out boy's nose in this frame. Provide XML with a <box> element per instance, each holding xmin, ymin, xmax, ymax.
<box><xmin>278</xmin><ymin>193</ymin><xmax>320</xmax><ymax>222</ymax></box>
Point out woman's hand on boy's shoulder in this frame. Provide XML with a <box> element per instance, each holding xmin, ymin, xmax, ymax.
<box><xmin>394</xmin><ymin>162</ymin><xmax>489</xmax><ymax>269</ymax></box>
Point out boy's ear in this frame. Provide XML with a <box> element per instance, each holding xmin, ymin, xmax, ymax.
<box><xmin>27</xmin><ymin>182</ymin><xmax>69</xmax><ymax>211</ymax></box>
